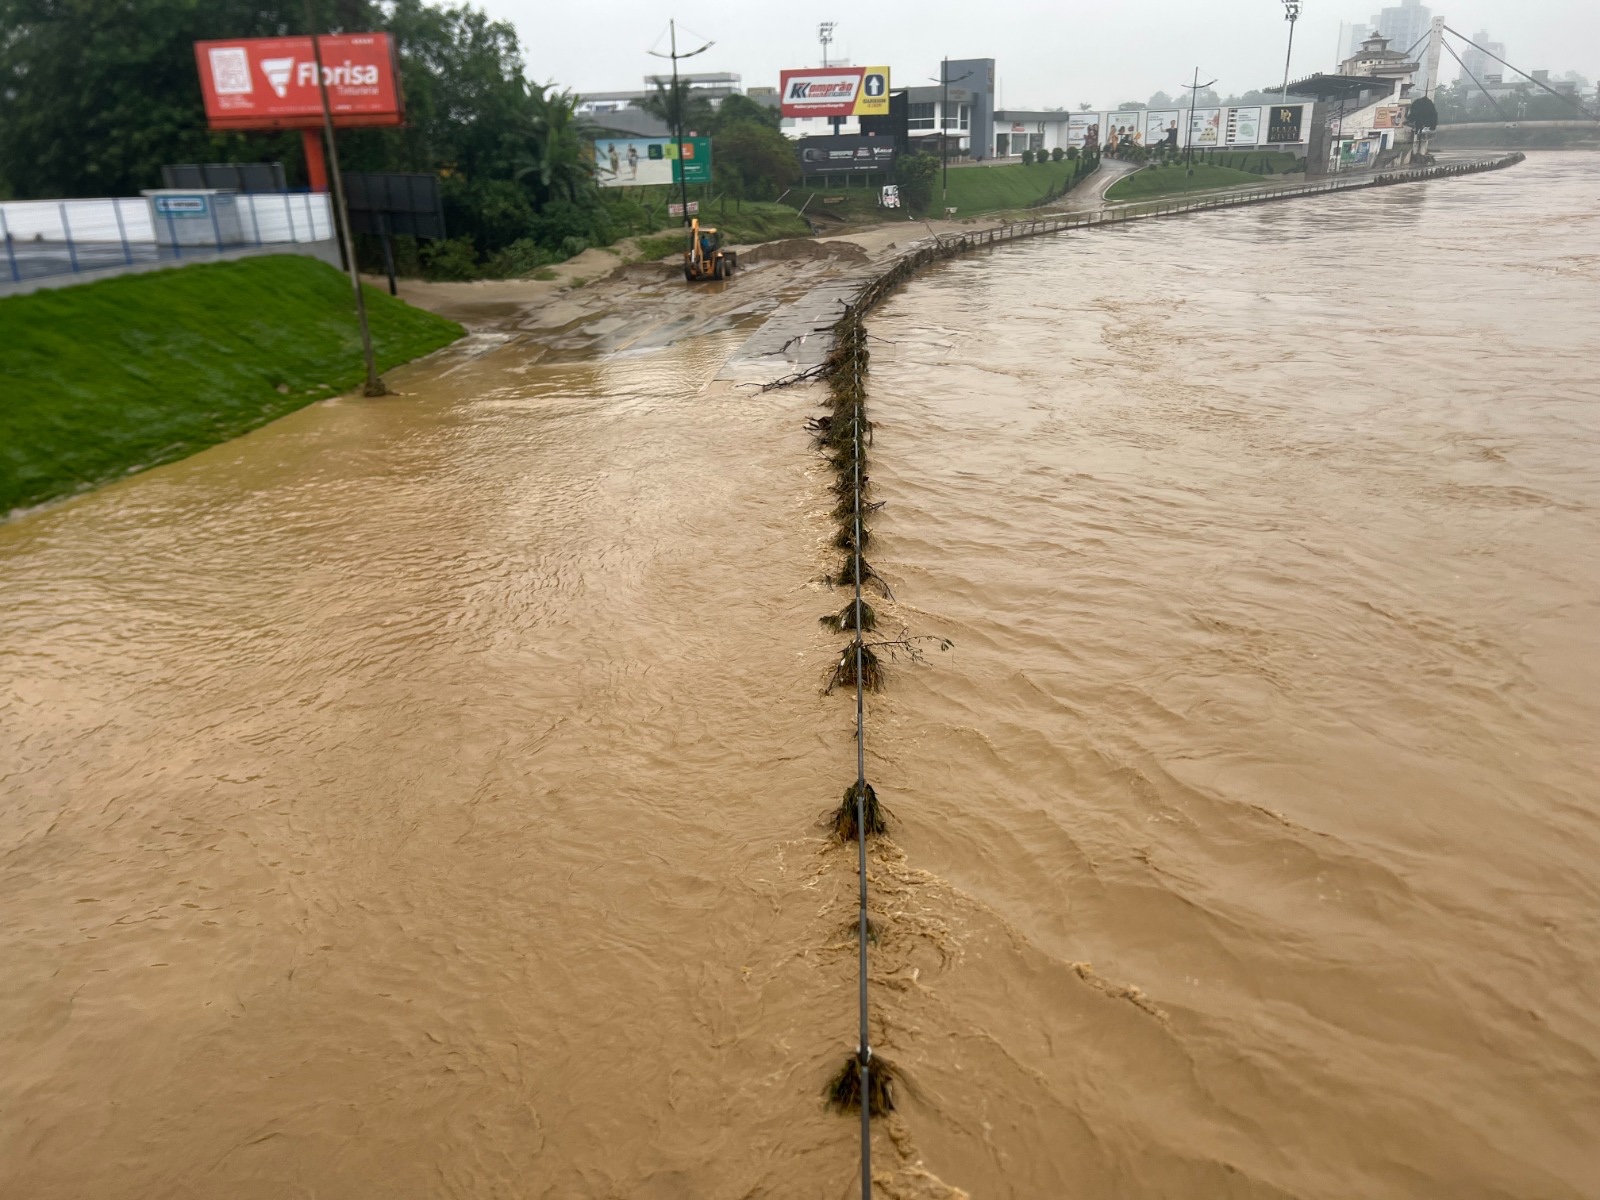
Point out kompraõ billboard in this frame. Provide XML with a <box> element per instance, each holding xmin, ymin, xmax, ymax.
<box><xmin>194</xmin><ymin>35</ymin><xmax>402</xmax><ymax>128</ymax></box>
<box><xmin>798</xmin><ymin>136</ymin><xmax>896</xmax><ymax>175</ymax></box>
<box><xmin>592</xmin><ymin>137</ymin><xmax>711</xmax><ymax>187</ymax></box>
<box><xmin>779</xmin><ymin>67</ymin><xmax>891</xmax><ymax>118</ymax></box>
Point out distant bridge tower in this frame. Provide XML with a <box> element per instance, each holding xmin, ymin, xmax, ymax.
<box><xmin>1420</xmin><ymin>16</ymin><xmax>1446</xmax><ymax>98</ymax></box>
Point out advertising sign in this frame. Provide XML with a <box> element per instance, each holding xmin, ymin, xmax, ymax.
<box><xmin>1107</xmin><ymin>112</ymin><xmax>1143</xmax><ymax>148</ymax></box>
<box><xmin>1267</xmin><ymin>104</ymin><xmax>1305</xmax><ymax>143</ymax></box>
<box><xmin>798</xmin><ymin>136</ymin><xmax>896</xmax><ymax>175</ymax></box>
<box><xmin>152</xmin><ymin>195</ymin><xmax>211</xmax><ymax>219</ymax></box>
<box><xmin>668</xmin><ymin>201</ymin><xmax>700</xmax><ymax>217</ymax></box>
<box><xmin>1068</xmin><ymin>113</ymin><xmax>1101</xmax><ymax>150</ymax></box>
<box><xmin>880</xmin><ymin>185</ymin><xmax>901</xmax><ymax>209</ymax></box>
<box><xmin>1226</xmin><ymin>106</ymin><xmax>1262</xmax><ymax>146</ymax></box>
<box><xmin>1373</xmin><ymin>105</ymin><xmax>1399</xmax><ymax>129</ymax></box>
<box><xmin>780</xmin><ymin>66</ymin><xmax>891</xmax><ymax>117</ymax></box>
<box><xmin>1189</xmin><ymin>107</ymin><xmax>1222</xmax><ymax>146</ymax></box>
<box><xmin>1146</xmin><ymin>110</ymin><xmax>1182</xmax><ymax>149</ymax></box>
<box><xmin>194</xmin><ymin>34</ymin><xmax>402</xmax><ymax>129</ymax></box>
<box><xmin>592</xmin><ymin>137</ymin><xmax>711</xmax><ymax>187</ymax></box>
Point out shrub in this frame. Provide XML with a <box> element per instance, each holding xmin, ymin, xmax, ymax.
<box><xmin>486</xmin><ymin>237</ymin><xmax>558</xmax><ymax>278</ymax></box>
<box><xmin>1051</xmin><ymin>146</ymin><xmax>1064</xmax><ymax>162</ymax></box>
<box><xmin>1021</xmin><ymin>149</ymin><xmax>1034</xmax><ymax>165</ymax></box>
<box><xmin>420</xmin><ymin>236</ymin><xmax>479</xmax><ymax>281</ymax></box>
<box><xmin>1066</xmin><ymin>145</ymin><xmax>1080</xmax><ymax>161</ymax></box>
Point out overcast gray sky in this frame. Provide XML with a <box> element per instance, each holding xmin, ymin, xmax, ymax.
<box><xmin>480</xmin><ymin>0</ymin><xmax>1594</xmax><ymax>107</ymax></box>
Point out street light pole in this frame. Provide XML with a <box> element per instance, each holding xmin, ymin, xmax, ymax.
<box><xmin>648</xmin><ymin>20</ymin><xmax>714</xmax><ymax>229</ymax></box>
<box><xmin>931</xmin><ymin>59</ymin><xmax>973</xmax><ymax>214</ymax></box>
<box><xmin>1281</xmin><ymin>1</ymin><xmax>1303</xmax><ymax>102</ymax></box>
<box><xmin>1181</xmin><ymin>67</ymin><xmax>1216</xmax><ymax>169</ymax></box>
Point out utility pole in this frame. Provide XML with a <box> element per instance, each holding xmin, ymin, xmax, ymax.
<box><xmin>305</xmin><ymin>0</ymin><xmax>385</xmax><ymax>396</ymax></box>
<box><xmin>1280</xmin><ymin>0</ymin><xmax>1303</xmax><ymax>102</ymax></box>
<box><xmin>932</xmin><ymin>58</ymin><xmax>973</xmax><ymax>215</ymax></box>
<box><xmin>649</xmin><ymin>20</ymin><xmax>713</xmax><ymax>228</ymax></box>
<box><xmin>1182</xmin><ymin>67</ymin><xmax>1217</xmax><ymax>170</ymax></box>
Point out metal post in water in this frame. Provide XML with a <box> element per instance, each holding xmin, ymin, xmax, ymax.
<box><xmin>304</xmin><ymin>0</ymin><xmax>386</xmax><ymax>396</ymax></box>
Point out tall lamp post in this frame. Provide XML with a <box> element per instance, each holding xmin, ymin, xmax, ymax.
<box><xmin>931</xmin><ymin>59</ymin><xmax>973</xmax><ymax>214</ymax></box>
<box><xmin>1182</xmin><ymin>67</ymin><xmax>1218</xmax><ymax>169</ymax></box>
<box><xmin>648</xmin><ymin>20</ymin><xmax>713</xmax><ymax>229</ymax></box>
<box><xmin>1280</xmin><ymin>0</ymin><xmax>1303</xmax><ymax>102</ymax></box>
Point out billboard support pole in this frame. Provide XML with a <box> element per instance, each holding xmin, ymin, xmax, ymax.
<box><xmin>301</xmin><ymin>129</ymin><xmax>329</xmax><ymax>192</ymax></box>
<box><xmin>305</xmin><ymin>0</ymin><xmax>386</xmax><ymax>396</ymax></box>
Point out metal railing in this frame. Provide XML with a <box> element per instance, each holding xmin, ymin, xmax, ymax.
<box><xmin>0</xmin><ymin>192</ymin><xmax>336</xmax><ymax>286</ymax></box>
<box><xmin>915</xmin><ymin>153</ymin><xmax>1526</xmax><ymax>257</ymax></box>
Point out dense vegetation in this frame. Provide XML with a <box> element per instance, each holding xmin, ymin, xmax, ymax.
<box><xmin>0</xmin><ymin>0</ymin><xmax>809</xmax><ymax>279</ymax></box>
<box><xmin>0</xmin><ymin>255</ymin><xmax>463</xmax><ymax>513</ymax></box>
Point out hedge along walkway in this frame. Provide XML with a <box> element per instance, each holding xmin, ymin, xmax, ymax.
<box><xmin>803</xmin><ymin>149</ymin><xmax>1525</xmax><ymax>1193</ymax></box>
<box><xmin>1</xmin><ymin>255</ymin><xmax>463</xmax><ymax>515</ymax></box>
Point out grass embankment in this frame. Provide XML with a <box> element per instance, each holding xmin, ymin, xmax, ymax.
<box><xmin>631</xmin><ymin>201</ymin><xmax>813</xmax><ymax>260</ymax></box>
<box><xmin>1105</xmin><ymin>162</ymin><xmax>1270</xmax><ymax>201</ymax></box>
<box><xmin>796</xmin><ymin>158</ymin><xmax>1091</xmax><ymax>225</ymax></box>
<box><xmin>0</xmin><ymin>255</ymin><xmax>463</xmax><ymax>514</ymax></box>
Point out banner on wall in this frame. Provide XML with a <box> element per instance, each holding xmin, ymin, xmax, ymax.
<box><xmin>1189</xmin><ymin>107</ymin><xmax>1222</xmax><ymax>146</ymax></box>
<box><xmin>1067</xmin><ymin>112</ymin><xmax>1101</xmax><ymax>149</ymax></box>
<box><xmin>1145</xmin><ymin>110</ymin><xmax>1182</xmax><ymax>149</ymax></box>
<box><xmin>1266</xmin><ymin>104</ymin><xmax>1305</xmax><ymax>143</ymax></box>
<box><xmin>1226</xmin><ymin>106</ymin><xmax>1262</xmax><ymax>146</ymax></box>
<box><xmin>1106</xmin><ymin>111</ymin><xmax>1142</xmax><ymax>148</ymax></box>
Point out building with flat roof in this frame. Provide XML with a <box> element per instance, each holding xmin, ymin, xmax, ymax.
<box><xmin>574</xmin><ymin>72</ymin><xmax>742</xmax><ymax>117</ymax></box>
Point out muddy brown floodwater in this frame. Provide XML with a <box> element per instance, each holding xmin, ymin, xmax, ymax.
<box><xmin>3</xmin><ymin>152</ymin><xmax>1598</xmax><ymax>1199</ymax></box>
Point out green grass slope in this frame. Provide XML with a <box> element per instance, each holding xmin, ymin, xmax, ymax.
<box><xmin>1</xmin><ymin>255</ymin><xmax>463</xmax><ymax>514</ymax></box>
<box><xmin>1105</xmin><ymin>163</ymin><xmax>1269</xmax><ymax>201</ymax></box>
<box><xmin>941</xmin><ymin>159</ymin><xmax>1084</xmax><ymax>215</ymax></box>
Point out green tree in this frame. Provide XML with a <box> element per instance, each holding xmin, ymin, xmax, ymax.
<box><xmin>641</xmin><ymin>78</ymin><xmax>716</xmax><ymax>137</ymax></box>
<box><xmin>894</xmin><ymin>152</ymin><xmax>939</xmax><ymax>213</ymax></box>
<box><xmin>712</xmin><ymin>123</ymin><xmax>798</xmax><ymax>200</ymax></box>
<box><xmin>1407</xmin><ymin>96</ymin><xmax>1439</xmax><ymax>133</ymax></box>
<box><xmin>713</xmin><ymin>93</ymin><xmax>781</xmax><ymax>133</ymax></box>
<box><xmin>0</xmin><ymin>0</ymin><xmax>315</xmax><ymax>198</ymax></box>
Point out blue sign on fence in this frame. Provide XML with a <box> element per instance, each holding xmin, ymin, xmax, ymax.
<box><xmin>153</xmin><ymin>195</ymin><xmax>210</xmax><ymax>219</ymax></box>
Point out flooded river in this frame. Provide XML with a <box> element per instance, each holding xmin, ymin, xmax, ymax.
<box><xmin>3</xmin><ymin>152</ymin><xmax>1597</xmax><ymax>1198</ymax></box>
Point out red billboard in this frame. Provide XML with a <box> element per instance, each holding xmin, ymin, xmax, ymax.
<box><xmin>779</xmin><ymin>67</ymin><xmax>891</xmax><ymax>118</ymax></box>
<box><xmin>194</xmin><ymin>34</ymin><xmax>403</xmax><ymax>129</ymax></box>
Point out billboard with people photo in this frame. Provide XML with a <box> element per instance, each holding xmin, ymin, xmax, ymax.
<box><xmin>592</xmin><ymin>137</ymin><xmax>711</xmax><ymax>187</ymax></box>
<box><xmin>1106</xmin><ymin>112</ymin><xmax>1142</xmax><ymax>150</ymax></box>
<box><xmin>1145</xmin><ymin>111</ymin><xmax>1182</xmax><ymax>150</ymax></box>
<box><xmin>1068</xmin><ymin>113</ymin><xmax>1101</xmax><ymax>151</ymax></box>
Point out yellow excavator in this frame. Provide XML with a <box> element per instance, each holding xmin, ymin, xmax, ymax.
<box><xmin>683</xmin><ymin>217</ymin><xmax>737</xmax><ymax>282</ymax></box>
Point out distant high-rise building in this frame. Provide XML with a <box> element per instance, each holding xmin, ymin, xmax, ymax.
<box><xmin>1459</xmin><ymin>29</ymin><xmax>1507</xmax><ymax>84</ymax></box>
<box><xmin>1337</xmin><ymin>22</ymin><xmax>1373</xmax><ymax>64</ymax></box>
<box><xmin>1371</xmin><ymin>0</ymin><xmax>1432</xmax><ymax>58</ymax></box>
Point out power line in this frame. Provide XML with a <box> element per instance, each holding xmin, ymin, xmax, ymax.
<box><xmin>1443</xmin><ymin>26</ymin><xmax>1600</xmax><ymax>121</ymax></box>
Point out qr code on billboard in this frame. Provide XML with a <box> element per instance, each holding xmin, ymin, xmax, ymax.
<box><xmin>209</xmin><ymin>47</ymin><xmax>252</xmax><ymax>95</ymax></box>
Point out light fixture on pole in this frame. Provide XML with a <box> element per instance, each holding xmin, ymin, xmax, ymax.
<box><xmin>1182</xmin><ymin>66</ymin><xmax>1218</xmax><ymax>169</ymax></box>
<box><xmin>1280</xmin><ymin>0</ymin><xmax>1303</xmax><ymax>101</ymax></box>
<box><xmin>929</xmin><ymin>59</ymin><xmax>974</xmax><ymax>214</ymax></box>
<box><xmin>818</xmin><ymin>21</ymin><xmax>836</xmax><ymax>68</ymax></box>
<box><xmin>648</xmin><ymin>20</ymin><xmax>714</xmax><ymax>229</ymax></box>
